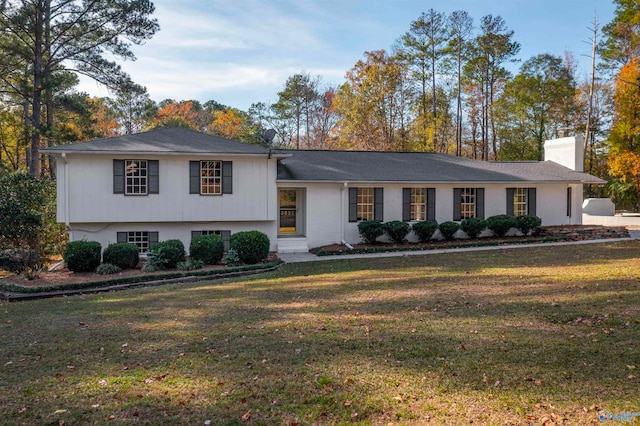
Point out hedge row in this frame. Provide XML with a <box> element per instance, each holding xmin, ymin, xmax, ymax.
<box><xmin>60</xmin><ymin>230</ymin><xmax>271</xmax><ymax>274</ymax></box>
<box><xmin>357</xmin><ymin>215</ymin><xmax>542</xmax><ymax>244</ymax></box>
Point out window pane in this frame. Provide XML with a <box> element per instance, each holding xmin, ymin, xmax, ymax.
<box><xmin>127</xmin><ymin>231</ymin><xmax>149</xmax><ymax>253</ymax></box>
<box><xmin>357</xmin><ymin>188</ymin><xmax>374</xmax><ymax>221</ymax></box>
<box><xmin>513</xmin><ymin>188</ymin><xmax>528</xmax><ymax>216</ymax></box>
<box><xmin>125</xmin><ymin>160</ymin><xmax>148</xmax><ymax>195</ymax></box>
<box><xmin>410</xmin><ymin>188</ymin><xmax>426</xmax><ymax>221</ymax></box>
<box><xmin>460</xmin><ymin>188</ymin><xmax>475</xmax><ymax>219</ymax></box>
<box><xmin>201</xmin><ymin>161</ymin><xmax>222</xmax><ymax>194</ymax></box>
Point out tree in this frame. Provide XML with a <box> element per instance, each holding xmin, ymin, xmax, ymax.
<box><xmin>109</xmin><ymin>80</ymin><xmax>156</xmax><ymax>134</ymax></box>
<box><xmin>208</xmin><ymin>108</ymin><xmax>261</xmax><ymax>144</ymax></box>
<box><xmin>446</xmin><ymin>10</ymin><xmax>473</xmax><ymax>156</ymax></box>
<box><xmin>307</xmin><ymin>87</ymin><xmax>339</xmax><ymax>149</ymax></box>
<box><xmin>608</xmin><ymin>58</ymin><xmax>640</xmax><ymax>209</ymax></box>
<box><xmin>272</xmin><ymin>73</ymin><xmax>319</xmax><ymax>149</ymax></box>
<box><xmin>600</xmin><ymin>0</ymin><xmax>640</xmax><ymax>66</ymax></box>
<box><xmin>0</xmin><ymin>0</ymin><xmax>158</xmax><ymax>176</ymax></box>
<box><xmin>151</xmin><ymin>100</ymin><xmax>204</xmax><ymax>130</ymax></box>
<box><xmin>399</xmin><ymin>9</ymin><xmax>448</xmax><ymax>150</ymax></box>
<box><xmin>334</xmin><ymin>50</ymin><xmax>413</xmax><ymax>151</ymax></box>
<box><xmin>494</xmin><ymin>54</ymin><xmax>576</xmax><ymax>160</ymax></box>
<box><xmin>464</xmin><ymin>15</ymin><xmax>520</xmax><ymax>160</ymax></box>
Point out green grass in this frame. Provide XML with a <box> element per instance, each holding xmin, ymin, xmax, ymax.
<box><xmin>1</xmin><ymin>241</ymin><xmax>639</xmax><ymax>425</ymax></box>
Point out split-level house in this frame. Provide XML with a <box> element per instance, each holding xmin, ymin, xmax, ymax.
<box><xmin>42</xmin><ymin>127</ymin><xmax>604</xmax><ymax>254</ymax></box>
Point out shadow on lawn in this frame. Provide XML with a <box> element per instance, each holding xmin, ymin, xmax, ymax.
<box><xmin>1</xmin><ymin>241</ymin><xmax>639</xmax><ymax>424</ymax></box>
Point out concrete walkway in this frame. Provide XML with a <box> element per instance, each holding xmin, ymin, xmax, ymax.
<box><xmin>279</xmin><ymin>236</ymin><xmax>638</xmax><ymax>264</ymax></box>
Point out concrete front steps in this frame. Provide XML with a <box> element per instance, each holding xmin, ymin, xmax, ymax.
<box><xmin>277</xmin><ymin>236</ymin><xmax>309</xmax><ymax>254</ymax></box>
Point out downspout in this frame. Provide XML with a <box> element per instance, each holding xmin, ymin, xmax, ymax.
<box><xmin>340</xmin><ymin>182</ymin><xmax>353</xmax><ymax>249</ymax></box>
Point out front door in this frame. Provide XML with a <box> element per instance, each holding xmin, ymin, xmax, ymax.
<box><xmin>279</xmin><ymin>189</ymin><xmax>297</xmax><ymax>234</ymax></box>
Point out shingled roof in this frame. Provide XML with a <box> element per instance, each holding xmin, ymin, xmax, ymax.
<box><xmin>276</xmin><ymin>149</ymin><xmax>604</xmax><ymax>184</ymax></box>
<box><xmin>41</xmin><ymin>127</ymin><xmax>270</xmax><ymax>155</ymax></box>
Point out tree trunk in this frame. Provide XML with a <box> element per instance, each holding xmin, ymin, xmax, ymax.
<box><xmin>30</xmin><ymin>1</ymin><xmax>44</xmax><ymax>177</ymax></box>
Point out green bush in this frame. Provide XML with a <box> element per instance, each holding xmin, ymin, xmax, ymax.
<box><xmin>384</xmin><ymin>221</ymin><xmax>411</xmax><ymax>244</ymax></box>
<box><xmin>153</xmin><ymin>239</ymin><xmax>186</xmax><ymax>269</ymax></box>
<box><xmin>189</xmin><ymin>234</ymin><xmax>224</xmax><ymax>265</ymax></box>
<box><xmin>0</xmin><ymin>248</ymin><xmax>44</xmax><ymax>277</ymax></box>
<box><xmin>64</xmin><ymin>241</ymin><xmax>102</xmax><ymax>272</ymax></box>
<box><xmin>516</xmin><ymin>215</ymin><xmax>542</xmax><ymax>235</ymax></box>
<box><xmin>230</xmin><ymin>231</ymin><xmax>270</xmax><ymax>265</ymax></box>
<box><xmin>177</xmin><ymin>259</ymin><xmax>205</xmax><ymax>271</ymax></box>
<box><xmin>487</xmin><ymin>215</ymin><xmax>518</xmax><ymax>237</ymax></box>
<box><xmin>224</xmin><ymin>248</ymin><xmax>242</xmax><ymax>267</ymax></box>
<box><xmin>102</xmin><ymin>243</ymin><xmax>139</xmax><ymax>270</ymax></box>
<box><xmin>460</xmin><ymin>217</ymin><xmax>488</xmax><ymax>239</ymax></box>
<box><xmin>96</xmin><ymin>263</ymin><xmax>122</xmax><ymax>275</ymax></box>
<box><xmin>357</xmin><ymin>220</ymin><xmax>385</xmax><ymax>244</ymax></box>
<box><xmin>411</xmin><ymin>220</ymin><xmax>438</xmax><ymax>243</ymax></box>
<box><xmin>438</xmin><ymin>221</ymin><xmax>460</xmax><ymax>241</ymax></box>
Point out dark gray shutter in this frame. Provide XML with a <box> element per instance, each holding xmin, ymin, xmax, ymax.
<box><xmin>453</xmin><ymin>188</ymin><xmax>462</xmax><ymax>221</ymax></box>
<box><xmin>189</xmin><ymin>161</ymin><xmax>200</xmax><ymax>194</ymax></box>
<box><xmin>528</xmin><ymin>188</ymin><xmax>537</xmax><ymax>216</ymax></box>
<box><xmin>117</xmin><ymin>232</ymin><xmax>127</xmax><ymax>243</ymax></box>
<box><xmin>221</xmin><ymin>230</ymin><xmax>231</xmax><ymax>251</ymax></box>
<box><xmin>148</xmin><ymin>160</ymin><xmax>159</xmax><ymax>194</ymax></box>
<box><xmin>476</xmin><ymin>188</ymin><xmax>485</xmax><ymax>219</ymax></box>
<box><xmin>348</xmin><ymin>188</ymin><xmax>357</xmax><ymax>222</ymax></box>
<box><xmin>402</xmin><ymin>188</ymin><xmax>411</xmax><ymax>221</ymax></box>
<box><xmin>374</xmin><ymin>188</ymin><xmax>383</xmax><ymax>221</ymax></box>
<box><xmin>191</xmin><ymin>231</ymin><xmax>202</xmax><ymax>239</ymax></box>
<box><xmin>506</xmin><ymin>188</ymin><xmax>515</xmax><ymax>216</ymax></box>
<box><xmin>222</xmin><ymin>161</ymin><xmax>233</xmax><ymax>194</ymax></box>
<box><xmin>427</xmin><ymin>188</ymin><xmax>436</xmax><ymax>221</ymax></box>
<box><xmin>567</xmin><ymin>187</ymin><xmax>572</xmax><ymax>217</ymax></box>
<box><xmin>148</xmin><ymin>232</ymin><xmax>159</xmax><ymax>250</ymax></box>
<box><xmin>113</xmin><ymin>160</ymin><xmax>124</xmax><ymax>194</ymax></box>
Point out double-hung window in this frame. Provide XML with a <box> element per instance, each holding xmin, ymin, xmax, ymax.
<box><xmin>190</xmin><ymin>161</ymin><xmax>232</xmax><ymax>195</ymax></box>
<box><xmin>348</xmin><ymin>187</ymin><xmax>383</xmax><ymax>222</ymax></box>
<box><xmin>113</xmin><ymin>159</ymin><xmax>159</xmax><ymax>195</ymax></box>
<box><xmin>402</xmin><ymin>188</ymin><xmax>436</xmax><ymax>221</ymax></box>
<box><xmin>191</xmin><ymin>230</ymin><xmax>232</xmax><ymax>251</ymax></box>
<box><xmin>506</xmin><ymin>188</ymin><xmax>537</xmax><ymax>217</ymax></box>
<box><xmin>453</xmin><ymin>188</ymin><xmax>485</xmax><ymax>220</ymax></box>
<box><xmin>117</xmin><ymin>231</ymin><xmax>159</xmax><ymax>253</ymax></box>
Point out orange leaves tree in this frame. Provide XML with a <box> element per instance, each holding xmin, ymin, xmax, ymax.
<box><xmin>608</xmin><ymin>58</ymin><xmax>640</xmax><ymax>209</ymax></box>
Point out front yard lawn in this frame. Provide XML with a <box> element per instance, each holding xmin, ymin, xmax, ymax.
<box><xmin>0</xmin><ymin>241</ymin><xmax>638</xmax><ymax>425</ymax></box>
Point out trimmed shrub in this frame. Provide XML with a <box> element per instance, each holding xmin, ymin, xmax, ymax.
<box><xmin>460</xmin><ymin>217</ymin><xmax>488</xmax><ymax>239</ymax></box>
<box><xmin>64</xmin><ymin>240</ymin><xmax>101</xmax><ymax>272</ymax></box>
<box><xmin>411</xmin><ymin>220</ymin><xmax>438</xmax><ymax>243</ymax></box>
<box><xmin>96</xmin><ymin>263</ymin><xmax>122</xmax><ymax>275</ymax></box>
<box><xmin>357</xmin><ymin>220</ymin><xmax>385</xmax><ymax>244</ymax></box>
<box><xmin>487</xmin><ymin>215</ymin><xmax>518</xmax><ymax>237</ymax></box>
<box><xmin>384</xmin><ymin>221</ymin><xmax>411</xmax><ymax>244</ymax></box>
<box><xmin>230</xmin><ymin>231</ymin><xmax>270</xmax><ymax>265</ymax></box>
<box><xmin>153</xmin><ymin>239</ymin><xmax>186</xmax><ymax>269</ymax></box>
<box><xmin>102</xmin><ymin>243</ymin><xmax>139</xmax><ymax>270</ymax></box>
<box><xmin>516</xmin><ymin>215</ymin><xmax>542</xmax><ymax>235</ymax></box>
<box><xmin>438</xmin><ymin>221</ymin><xmax>460</xmax><ymax>241</ymax></box>
<box><xmin>189</xmin><ymin>234</ymin><xmax>224</xmax><ymax>265</ymax></box>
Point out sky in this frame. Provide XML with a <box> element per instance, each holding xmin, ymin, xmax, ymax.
<box><xmin>78</xmin><ymin>0</ymin><xmax>617</xmax><ymax>111</ymax></box>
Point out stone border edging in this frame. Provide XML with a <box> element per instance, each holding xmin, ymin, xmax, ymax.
<box><xmin>0</xmin><ymin>263</ymin><xmax>283</xmax><ymax>302</ymax></box>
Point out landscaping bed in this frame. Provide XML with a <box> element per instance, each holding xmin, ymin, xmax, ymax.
<box><xmin>0</xmin><ymin>254</ymin><xmax>282</xmax><ymax>297</ymax></box>
<box><xmin>311</xmin><ymin>225</ymin><xmax>630</xmax><ymax>256</ymax></box>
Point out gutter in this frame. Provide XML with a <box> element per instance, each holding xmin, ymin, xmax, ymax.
<box><xmin>61</xmin><ymin>153</ymin><xmax>70</xmax><ymax>233</ymax></box>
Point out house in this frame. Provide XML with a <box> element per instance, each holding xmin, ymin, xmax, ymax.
<box><xmin>42</xmin><ymin>127</ymin><xmax>604</xmax><ymax>254</ymax></box>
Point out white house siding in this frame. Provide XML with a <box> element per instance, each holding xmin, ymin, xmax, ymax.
<box><xmin>57</xmin><ymin>154</ymin><xmax>278</xmax><ymax>224</ymax></box>
<box><xmin>288</xmin><ymin>182</ymin><xmax>584</xmax><ymax>248</ymax></box>
<box><xmin>69</xmin><ymin>221</ymin><xmax>278</xmax><ymax>253</ymax></box>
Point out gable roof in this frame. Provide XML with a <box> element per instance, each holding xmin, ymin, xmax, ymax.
<box><xmin>276</xmin><ymin>149</ymin><xmax>605</xmax><ymax>184</ymax></box>
<box><xmin>41</xmin><ymin>127</ymin><xmax>271</xmax><ymax>156</ymax></box>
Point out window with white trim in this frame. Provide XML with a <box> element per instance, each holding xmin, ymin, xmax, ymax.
<box><xmin>201</xmin><ymin>160</ymin><xmax>222</xmax><ymax>195</ymax></box>
<box><xmin>357</xmin><ymin>188</ymin><xmax>374</xmax><ymax>221</ymax></box>
<box><xmin>460</xmin><ymin>188</ymin><xmax>476</xmax><ymax>219</ymax></box>
<box><xmin>513</xmin><ymin>188</ymin><xmax>528</xmax><ymax>216</ymax></box>
<box><xmin>410</xmin><ymin>188</ymin><xmax>426</xmax><ymax>221</ymax></box>
<box><xmin>125</xmin><ymin>160</ymin><xmax>148</xmax><ymax>195</ymax></box>
<box><xmin>127</xmin><ymin>231</ymin><xmax>150</xmax><ymax>253</ymax></box>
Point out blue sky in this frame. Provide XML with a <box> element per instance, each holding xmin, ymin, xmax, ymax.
<box><xmin>79</xmin><ymin>0</ymin><xmax>616</xmax><ymax>111</ymax></box>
